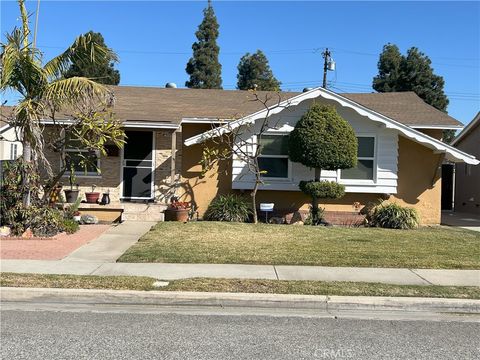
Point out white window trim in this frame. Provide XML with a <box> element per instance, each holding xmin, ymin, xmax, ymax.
<box><xmin>257</xmin><ymin>132</ymin><xmax>292</xmax><ymax>181</ymax></box>
<box><xmin>60</xmin><ymin>130</ymin><xmax>102</xmax><ymax>178</ymax></box>
<box><xmin>338</xmin><ymin>134</ymin><xmax>377</xmax><ymax>185</ymax></box>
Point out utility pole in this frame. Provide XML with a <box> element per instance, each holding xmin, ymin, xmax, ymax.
<box><xmin>322</xmin><ymin>48</ymin><xmax>335</xmax><ymax>89</ymax></box>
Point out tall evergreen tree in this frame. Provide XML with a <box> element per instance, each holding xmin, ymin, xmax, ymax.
<box><xmin>373</xmin><ymin>44</ymin><xmax>449</xmax><ymax>112</ymax></box>
<box><xmin>62</xmin><ymin>31</ymin><xmax>120</xmax><ymax>85</ymax></box>
<box><xmin>236</xmin><ymin>50</ymin><xmax>281</xmax><ymax>91</ymax></box>
<box><xmin>185</xmin><ymin>1</ymin><xmax>222</xmax><ymax>89</ymax></box>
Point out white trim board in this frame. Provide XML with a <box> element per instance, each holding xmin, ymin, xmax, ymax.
<box><xmin>451</xmin><ymin>111</ymin><xmax>480</xmax><ymax>146</ymax></box>
<box><xmin>184</xmin><ymin>87</ymin><xmax>479</xmax><ymax>165</ymax></box>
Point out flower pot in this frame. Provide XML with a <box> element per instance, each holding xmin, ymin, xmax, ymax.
<box><xmin>64</xmin><ymin>189</ymin><xmax>80</xmax><ymax>203</ymax></box>
<box><xmin>73</xmin><ymin>215</ymin><xmax>81</xmax><ymax>222</ymax></box>
<box><xmin>85</xmin><ymin>192</ymin><xmax>100</xmax><ymax>204</ymax></box>
<box><xmin>164</xmin><ymin>208</ymin><xmax>190</xmax><ymax>222</ymax></box>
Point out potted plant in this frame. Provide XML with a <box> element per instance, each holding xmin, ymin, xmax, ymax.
<box><xmin>64</xmin><ymin>163</ymin><xmax>80</xmax><ymax>203</ymax></box>
<box><xmin>164</xmin><ymin>197</ymin><xmax>191</xmax><ymax>222</ymax></box>
<box><xmin>85</xmin><ymin>184</ymin><xmax>100</xmax><ymax>204</ymax></box>
<box><xmin>72</xmin><ymin>210</ymin><xmax>82</xmax><ymax>222</ymax></box>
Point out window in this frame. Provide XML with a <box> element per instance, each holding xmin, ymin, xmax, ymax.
<box><xmin>258</xmin><ymin>134</ymin><xmax>289</xmax><ymax>179</ymax></box>
<box><xmin>10</xmin><ymin>144</ymin><xmax>18</xmax><ymax>160</ymax></box>
<box><xmin>63</xmin><ymin>133</ymin><xmax>100</xmax><ymax>176</ymax></box>
<box><xmin>341</xmin><ymin>137</ymin><xmax>375</xmax><ymax>180</ymax></box>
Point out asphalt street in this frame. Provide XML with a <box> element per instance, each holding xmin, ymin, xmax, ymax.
<box><xmin>1</xmin><ymin>304</ymin><xmax>479</xmax><ymax>360</ymax></box>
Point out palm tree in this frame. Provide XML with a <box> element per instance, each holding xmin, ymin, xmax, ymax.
<box><xmin>0</xmin><ymin>0</ymin><xmax>118</xmax><ymax>205</ymax></box>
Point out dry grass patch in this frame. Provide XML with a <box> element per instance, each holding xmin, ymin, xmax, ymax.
<box><xmin>118</xmin><ymin>222</ymin><xmax>480</xmax><ymax>269</ymax></box>
<box><xmin>2</xmin><ymin>273</ymin><xmax>479</xmax><ymax>299</ymax></box>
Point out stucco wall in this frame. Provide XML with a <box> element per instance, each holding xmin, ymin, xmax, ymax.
<box><xmin>180</xmin><ymin>127</ymin><xmax>443</xmax><ymax>224</ymax></box>
<box><xmin>454</xmin><ymin>122</ymin><xmax>480</xmax><ymax>214</ymax></box>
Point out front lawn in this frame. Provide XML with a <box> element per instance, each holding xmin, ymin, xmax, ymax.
<box><xmin>118</xmin><ymin>222</ymin><xmax>480</xmax><ymax>269</ymax></box>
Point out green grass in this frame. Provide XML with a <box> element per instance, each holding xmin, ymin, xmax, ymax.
<box><xmin>2</xmin><ymin>273</ymin><xmax>479</xmax><ymax>299</ymax></box>
<box><xmin>117</xmin><ymin>222</ymin><xmax>480</xmax><ymax>269</ymax></box>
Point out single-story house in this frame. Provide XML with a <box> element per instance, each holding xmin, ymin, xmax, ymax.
<box><xmin>6</xmin><ymin>86</ymin><xmax>480</xmax><ymax>224</ymax></box>
<box><xmin>451</xmin><ymin>112</ymin><xmax>480</xmax><ymax>215</ymax></box>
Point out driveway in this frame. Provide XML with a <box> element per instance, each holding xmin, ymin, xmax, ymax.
<box><xmin>441</xmin><ymin>211</ymin><xmax>480</xmax><ymax>232</ymax></box>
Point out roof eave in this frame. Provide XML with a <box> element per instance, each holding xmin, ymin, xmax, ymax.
<box><xmin>184</xmin><ymin>87</ymin><xmax>479</xmax><ymax>165</ymax></box>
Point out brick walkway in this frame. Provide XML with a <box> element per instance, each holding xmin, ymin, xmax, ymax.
<box><xmin>0</xmin><ymin>225</ymin><xmax>111</xmax><ymax>260</ymax></box>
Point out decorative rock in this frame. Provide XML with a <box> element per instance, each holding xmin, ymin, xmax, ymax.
<box><xmin>21</xmin><ymin>228</ymin><xmax>33</xmax><ymax>238</ymax></box>
<box><xmin>269</xmin><ymin>216</ymin><xmax>285</xmax><ymax>224</ymax></box>
<box><xmin>0</xmin><ymin>226</ymin><xmax>11</xmax><ymax>237</ymax></box>
<box><xmin>80</xmin><ymin>214</ymin><xmax>99</xmax><ymax>224</ymax></box>
<box><xmin>291</xmin><ymin>221</ymin><xmax>304</xmax><ymax>226</ymax></box>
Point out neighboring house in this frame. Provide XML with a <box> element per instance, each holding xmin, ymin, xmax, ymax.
<box><xmin>38</xmin><ymin>86</ymin><xmax>477</xmax><ymax>225</ymax></box>
<box><xmin>451</xmin><ymin>112</ymin><xmax>480</xmax><ymax>215</ymax></box>
<box><xmin>0</xmin><ymin>106</ymin><xmax>22</xmax><ymax>161</ymax></box>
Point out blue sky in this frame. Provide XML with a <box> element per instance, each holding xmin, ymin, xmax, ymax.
<box><xmin>1</xmin><ymin>1</ymin><xmax>479</xmax><ymax>124</ymax></box>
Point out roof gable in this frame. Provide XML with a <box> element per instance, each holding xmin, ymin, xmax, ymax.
<box><xmin>184</xmin><ymin>87</ymin><xmax>478</xmax><ymax>165</ymax></box>
<box><xmin>451</xmin><ymin>112</ymin><xmax>480</xmax><ymax>146</ymax></box>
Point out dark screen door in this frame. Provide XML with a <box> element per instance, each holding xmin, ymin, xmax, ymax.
<box><xmin>122</xmin><ymin>131</ymin><xmax>154</xmax><ymax>199</ymax></box>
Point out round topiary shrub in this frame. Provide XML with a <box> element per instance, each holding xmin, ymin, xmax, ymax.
<box><xmin>288</xmin><ymin>103</ymin><xmax>357</xmax><ymax>171</ymax></box>
<box><xmin>299</xmin><ymin>181</ymin><xmax>345</xmax><ymax>200</ymax></box>
<box><xmin>371</xmin><ymin>203</ymin><xmax>420</xmax><ymax>229</ymax></box>
<box><xmin>204</xmin><ymin>194</ymin><xmax>252</xmax><ymax>222</ymax></box>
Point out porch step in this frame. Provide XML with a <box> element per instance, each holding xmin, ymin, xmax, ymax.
<box><xmin>121</xmin><ymin>203</ymin><xmax>168</xmax><ymax>222</ymax></box>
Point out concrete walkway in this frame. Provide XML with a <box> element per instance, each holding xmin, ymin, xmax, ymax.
<box><xmin>2</xmin><ymin>259</ymin><xmax>479</xmax><ymax>286</ymax></box>
<box><xmin>63</xmin><ymin>221</ymin><xmax>157</xmax><ymax>263</ymax></box>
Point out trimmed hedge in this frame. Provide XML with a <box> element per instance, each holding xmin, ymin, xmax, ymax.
<box><xmin>299</xmin><ymin>180</ymin><xmax>345</xmax><ymax>200</ymax></box>
<box><xmin>288</xmin><ymin>103</ymin><xmax>357</xmax><ymax>171</ymax></box>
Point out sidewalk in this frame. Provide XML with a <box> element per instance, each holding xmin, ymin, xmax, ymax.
<box><xmin>1</xmin><ymin>259</ymin><xmax>479</xmax><ymax>286</ymax></box>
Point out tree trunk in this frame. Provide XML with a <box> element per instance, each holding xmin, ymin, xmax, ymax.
<box><xmin>251</xmin><ymin>182</ymin><xmax>258</xmax><ymax>224</ymax></box>
<box><xmin>22</xmin><ymin>142</ymin><xmax>32</xmax><ymax>207</ymax></box>
<box><xmin>314</xmin><ymin>167</ymin><xmax>321</xmax><ymax>181</ymax></box>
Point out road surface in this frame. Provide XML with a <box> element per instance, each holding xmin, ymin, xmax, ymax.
<box><xmin>1</xmin><ymin>302</ymin><xmax>479</xmax><ymax>360</ymax></box>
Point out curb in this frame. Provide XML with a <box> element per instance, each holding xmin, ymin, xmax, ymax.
<box><xmin>1</xmin><ymin>287</ymin><xmax>480</xmax><ymax>314</ymax></box>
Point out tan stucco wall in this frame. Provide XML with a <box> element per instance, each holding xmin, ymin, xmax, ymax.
<box><xmin>179</xmin><ymin>126</ymin><xmax>443</xmax><ymax>225</ymax></box>
<box><xmin>454</xmin><ymin>121</ymin><xmax>480</xmax><ymax>214</ymax></box>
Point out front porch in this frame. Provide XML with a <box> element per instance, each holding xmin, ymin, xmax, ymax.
<box><xmin>75</xmin><ymin>202</ymin><xmax>168</xmax><ymax>222</ymax></box>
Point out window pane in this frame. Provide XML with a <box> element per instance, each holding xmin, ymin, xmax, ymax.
<box><xmin>342</xmin><ymin>159</ymin><xmax>374</xmax><ymax>180</ymax></box>
<box><xmin>66</xmin><ymin>152</ymin><xmax>99</xmax><ymax>174</ymax></box>
<box><xmin>258</xmin><ymin>157</ymin><xmax>288</xmax><ymax>178</ymax></box>
<box><xmin>65</xmin><ymin>132</ymin><xmax>83</xmax><ymax>149</ymax></box>
<box><xmin>259</xmin><ymin>135</ymin><xmax>289</xmax><ymax>155</ymax></box>
<box><xmin>358</xmin><ymin>137</ymin><xmax>375</xmax><ymax>157</ymax></box>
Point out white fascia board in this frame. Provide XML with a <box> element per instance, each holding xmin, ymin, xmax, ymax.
<box><xmin>410</xmin><ymin>125</ymin><xmax>463</xmax><ymax>130</ymax></box>
<box><xmin>40</xmin><ymin>119</ymin><xmax>179</xmax><ymax>130</ymax></box>
<box><xmin>0</xmin><ymin>124</ymin><xmax>12</xmax><ymax>134</ymax></box>
<box><xmin>184</xmin><ymin>87</ymin><xmax>479</xmax><ymax>165</ymax></box>
<box><xmin>181</xmin><ymin>118</ymin><xmax>231</xmax><ymax>124</ymax></box>
<box><xmin>451</xmin><ymin>112</ymin><xmax>480</xmax><ymax>146</ymax></box>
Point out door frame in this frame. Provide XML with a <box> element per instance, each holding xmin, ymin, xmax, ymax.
<box><xmin>120</xmin><ymin>130</ymin><xmax>156</xmax><ymax>201</ymax></box>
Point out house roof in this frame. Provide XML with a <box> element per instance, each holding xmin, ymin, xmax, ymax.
<box><xmin>184</xmin><ymin>87</ymin><xmax>478</xmax><ymax>165</ymax></box>
<box><xmin>0</xmin><ymin>106</ymin><xmax>14</xmax><ymax>133</ymax></box>
<box><xmin>103</xmin><ymin>86</ymin><xmax>462</xmax><ymax>128</ymax></box>
<box><xmin>341</xmin><ymin>92</ymin><xmax>463</xmax><ymax>128</ymax></box>
<box><xmin>451</xmin><ymin>111</ymin><xmax>480</xmax><ymax>146</ymax></box>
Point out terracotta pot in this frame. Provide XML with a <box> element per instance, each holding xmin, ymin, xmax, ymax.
<box><xmin>164</xmin><ymin>208</ymin><xmax>190</xmax><ymax>222</ymax></box>
<box><xmin>85</xmin><ymin>192</ymin><xmax>100</xmax><ymax>204</ymax></box>
<box><xmin>64</xmin><ymin>189</ymin><xmax>80</xmax><ymax>203</ymax></box>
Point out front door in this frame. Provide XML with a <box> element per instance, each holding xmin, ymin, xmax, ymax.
<box><xmin>122</xmin><ymin>131</ymin><xmax>154</xmax><ymax>200</ymax></box>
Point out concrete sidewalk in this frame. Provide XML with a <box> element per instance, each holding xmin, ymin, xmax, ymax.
<box><xmin>1</xmin><ymin>259</ymin><xmax>479</xmax><ymax>286</ymax></box>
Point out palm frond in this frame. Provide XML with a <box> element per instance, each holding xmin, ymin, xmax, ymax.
<box><xmin>44</xmin><ymin>76</ymin><xmax>111</xmax><ymax>110</ymax></box>
<box><xmin>43</xmin><ymin>33</ymin><xmax>118</xmax><ymax>80</ymax></box>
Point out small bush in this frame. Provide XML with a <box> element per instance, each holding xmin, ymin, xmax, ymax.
<box><xmin>204</xmin><ymin>194</ymin><xmax>251</xmax><ymax>222</ymax></box>
<box><xmin>62</xmin><ymin>218</ymin><xmax>80</xmax><ymax>234</ymax></box>
<box><xmin>30</xmin><ymin>206</ymin><xmax>65</xmax><ymax>237</ymax></box>
<box><xmin>299</xmin><ymin>180</ymin><xmax>345</xmax><ymax>199</ymax></box>
<box><xmin>371</xmin><ymin>203</ymin><xmax>419</xmax><ymax>229</ymax></box>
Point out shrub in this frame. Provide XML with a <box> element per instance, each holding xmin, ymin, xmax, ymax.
<box><xmin>204</xmin><ymin>194</ymin><xmax>251</xmax><ymax>222</ymax></box>
<box><xmin>299</xmin><ymin>181</ymin><xmax>345</xmax><ymax>199</ymax></box>
<box><xmin>62</xmin><ymin>218</ymin><xmax>80</xmax><ymax>234</ymax></box>
<box><xmin>370</xmin><ymin>203</ymin><xmax>420</xmax><ymax>229</ymax></box>
<box><xmin>30</xmin><ymin>206</ymin><xmax>65</xmax><ymax>237</ymax></box>
<box><xmin>64</xmin><ymin>197</ymin><xmax>82</xmax><ymax>219</ymax></box>
<box><xmin>288</xmin><ymin>104</ymin><xmax>357</xmax><ymax>171</ymax></box>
